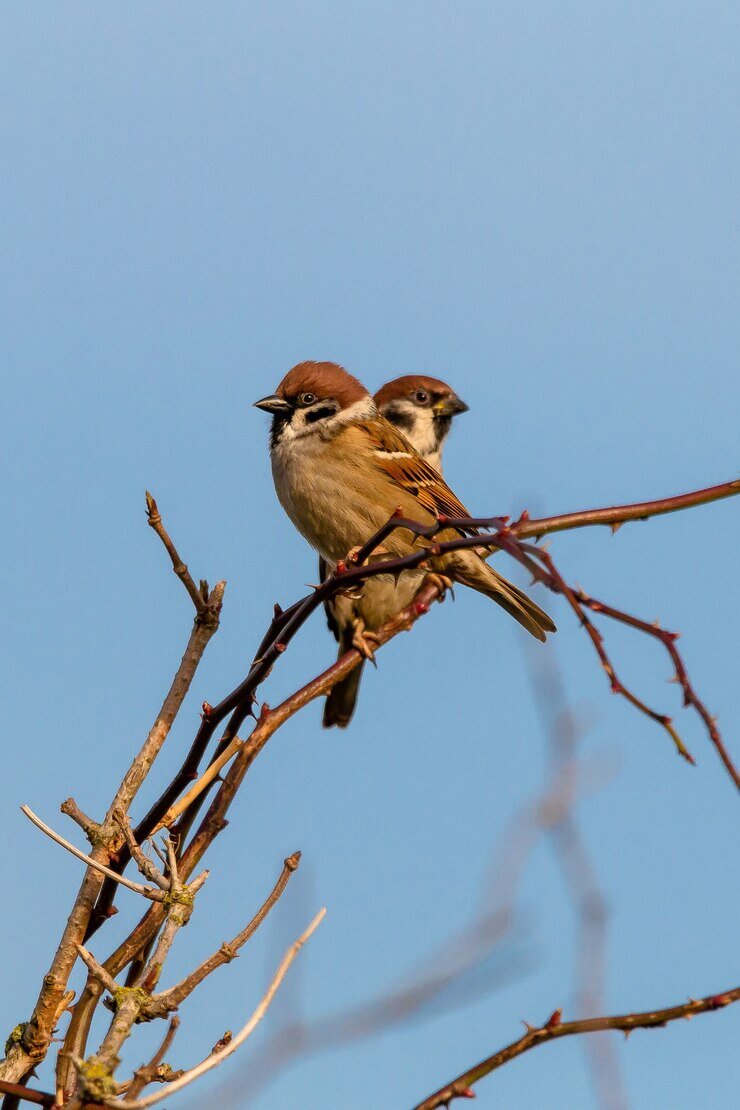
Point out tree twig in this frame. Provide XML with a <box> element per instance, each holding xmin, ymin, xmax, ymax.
<box><xmin>571</xmin><ymin>587</ymin><xmax>740</xmax><ymax>790</ymax></box>
<box><xmin>0</xmin><ymin>1081</ymin><xmax>54</xmax><ymax>1108</ymax></box>
<box><xmin>125</xmin><ymin>1017</ymin><xmax>181</xmax><ymax>1101</ymax></box>
<box><xmin>155</xmin><ymin>852</ymin><xmax>301</xmax><ymax>1011</ymax></box>
<box><xmin>145</xmin><ymin>492</ymin><xmax>210</xmax><ymax>617</ymax></box>
<box><xmin>19</xmin><ymin>807</ymin><xmax>167</xmax><ymax>903</ymax></box>
<box><xmin>413</xmin><ymin>987</ymin><xmax>740</xmax><ymax>1109</ymax></box>
<box><xmin>107</xmin><ymin>908</ymin><xmax>327</xmax><ymax>1109</ymax></box>
<box><xmin>510</xmin><ymin>478</ymin><xmax>740</xmax><ymax>539</ymax></box>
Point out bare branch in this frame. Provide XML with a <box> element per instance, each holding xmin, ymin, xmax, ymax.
<box><xmin>108</xmin><ymin>908</ymin><xmax>327</xmax><ymax>1109</ymax></box>
<box><xmin>60</xmin><ymin>799</ymin><xmax>100</xmax><ymax>843</ymax></box>
<box><xmin>145</xmin><ymin>491</ymin><xmax>210</xmax><ymax>617</ymax></box>
<box><xmin>526</xmin><ymin>646</ymin><xmax>626</xmax><ymax>1109</ymax></box>
<box><xmin>156</xmin><ymin>851</ymin><xmax>301</xmax><ymax>1010</ymax></box>
<box><xmin>511</xmin><ymin>540</ymin><xmax>697</xmax><ymax>764</ymax></box>
<box><xmin>125</xmin><ymin>1017</ymin><xmax>181</xmax><ymax>1101</ymax></box>
<box><xmin>74</xmin><ymin>946</ymin><xmax>119</xmax><ymax>997</ymax></box>
<box><xmin>112</xmin><ymin>813</ymin><xmax>170</xmax><ymax>891</ymax></box>
<box><xmin>571</xmin><ymin>587</ymin><xmax>740</xmax><ymax>790</ymax></box>
<box><xmin>414</xmin><ymin>987</ymin><xmax>740</xmax><ymax>1109</ymax></box>
<box><xmin>153</xmin><ymin>736</ymin><xmax>244</xmax><ymax>833</ymax></box>
<box><xmin>0</xmin><ymin>1079</ymin><xmax>55</xmax><ymax>1107</ymax></box>
<box><xmin>511</xmin><ymin>478</ymin><xmax>740</xmax><ymax>539</ymax></box>
<box><xmin>20</xmin><ymin>807</ymin><xmax>167</xmax><ymax>903</ymax></box>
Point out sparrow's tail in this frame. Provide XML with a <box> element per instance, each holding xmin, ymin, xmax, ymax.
<box><xmin>323</xmin><ymin>656</ymin><xmax>365</xmax><ymax>729</ymax></box>
<box><xmin>451</xmin><ymin>555</ymin><xmax>556</xmax><ymax>642</ymax></box>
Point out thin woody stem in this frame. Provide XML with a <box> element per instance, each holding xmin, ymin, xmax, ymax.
<box><xmin>125</xmin><ymin>1017</ymin><xmax>180</xmax><ymax>1101</ymax></box>
<box><xmin>0</xmin><ymin>1080</ymin><xmax>55</xmax><ymax>1107</ymax></box>
<box><xmin>414</xmin><ymin>987</ymin><xmax>740</xmax><ymax>1109</ymax></box>
<box><xmin>145</xmin><ymin>492</ymin><xmax>210</xmax><ymax>617</ymax></box>
<box><xmin>510</xmin><ymin>478</ymin><xmax>740</xmax><ymax>538</ymax></box>
<box><xmin>571</xmin><ymin>589</ymin><xmax>740</xmax><ymax>790</ymax></box>
<box><xmin>155</xmin><ymin>852</ymin><xmax>301</xmax><ymax>1011</ymax></box>
<box><xmin>108</xmin><ymin>909</ymin><xmax>327</xmax><ymax>1110</ymax></box>
<box><xmin>20</xmin><ymin>808</ymin><xmax>167</xmax><ymax>903</ymax></box>
<box><xmin>511</xmin><ymin>540</ymin><xmax>696</xmax><ymax>764</ymax></box>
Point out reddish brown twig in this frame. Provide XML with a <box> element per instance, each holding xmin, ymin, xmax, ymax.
<box><xmin>414</xmin><ymin>987</ymin><xmax>740</xmax><ymax>1109</ymax></box>
<box><xmin>501</xmin><ymin>532</ymin><xmax>739</xmax><ymax>787</ymax></box>
<box><xmin>510</xmin><ymin>538</ymin><xmax>697</xmax><ymax>764</ymax></box>
<box><xmin>0</xmin><ymin>1080</ymin><xmax>54</xmax><ymax>1107</ymax></box>
<box><xmin>572</xmin><ymin>588</ymin><xmax>740</xmax><ymax>789</ymax></box>
<box><xmin>510</xmin><ymin>478</ymin><xmax>740</xmax><ymax>539</ymax></box>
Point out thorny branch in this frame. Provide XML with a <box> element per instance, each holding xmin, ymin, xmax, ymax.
<box><xmin>413</xmin><ymin>987</ymin><xmax>740</xmax><ymax>1109</ymax></box>
<box><xmin>84</xmin><ymin>478</ymin><xmax>740</xmax><ymax>948</ymax></box>
<box><xmin>2</xmin><ymin>479</ymin><xmax>737</xmax><ymax>1107</ymax></box>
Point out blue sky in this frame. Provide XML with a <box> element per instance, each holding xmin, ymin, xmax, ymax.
<box><xmin>1</xmin><ymin>3</ymin><xmax>738</xmax><ymax>1108</ymax></box>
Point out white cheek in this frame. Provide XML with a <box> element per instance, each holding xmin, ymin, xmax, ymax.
<box><xmin>278</xmin><ymin>412</ymin><xmax>306</xmax><ymax>442</ymax></box>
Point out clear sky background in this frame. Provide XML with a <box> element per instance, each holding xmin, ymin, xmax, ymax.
<box><xmin>1</xmin><ymin>3</ymin><xmax>738</xmax><ymax>1108</ymax></box>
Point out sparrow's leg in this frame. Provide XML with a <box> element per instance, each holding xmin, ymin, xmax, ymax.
<box><xmin>349</xmin><ymin>617</ymin><xmax>381</xmax><ymax>664</ymax></box>
<box><xmin>424</xmin><ymin>572</ymin><xmax>454</xmax><ymax>601</ymax></box>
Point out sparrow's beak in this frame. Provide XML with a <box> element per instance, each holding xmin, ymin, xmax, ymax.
<box><xmin>253</xmin><ymin>394</ymin><xmax>292</xmax><ymax>414</ymax></box>
<box><xmin>434</xmin><ymin>393</ymin><xmax>469</xmax><ymax>417</ymax></box>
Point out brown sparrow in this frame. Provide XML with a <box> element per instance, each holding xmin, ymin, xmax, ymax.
<box><xmin>374</xmin><ymin>375</ymin><xmax>469</xmax><ymax>472</ymax></box>
<box><xmin>317</xmin><ymin>374</ymin><xmax>469</xmax><ymax>727</ymax></box>
<box><xmin>255</xmin><ymin>361</ymin><xmax>555</xmax><ymax>727</ymax></box>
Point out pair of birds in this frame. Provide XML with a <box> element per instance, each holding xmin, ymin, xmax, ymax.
<box><xmin>256</xmin><ymin>362</ymin><xmax>555</xmax><ymax>728</ymax></box>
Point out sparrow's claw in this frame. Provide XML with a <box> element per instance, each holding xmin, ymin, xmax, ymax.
<box><xmin>425</xmin><ymin>572</ymin><xmax>454</xmax><ymax>601</ymax></box>
<box><xmin>350</xmin><ymin>619</ymin><xmax>381</xmax><ymax>664</ymax></box>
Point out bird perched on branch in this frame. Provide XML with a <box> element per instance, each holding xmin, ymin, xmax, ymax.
<box><xmin>317</xmin><ymin>374</ymin><xmax>469</xmax><ymax>727</ymax></box>
<box><xmin>255</xmin><ymin>361</ymin><xmax>555</xmax><ymax>727</ymax></box>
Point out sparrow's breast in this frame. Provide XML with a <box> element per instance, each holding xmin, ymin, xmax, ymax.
<box><xmin>270</xmin><ymin>436</ymin><xmax>391</xmax><ymax>563</ymax></box>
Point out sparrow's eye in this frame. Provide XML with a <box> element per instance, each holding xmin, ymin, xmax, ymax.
<box><xmin>413</xmin><ymin>390</ymin><xmax>430</xmax><ymax>405</ymax></box>
<box><xmin>298</xmin><ymin>392</ymin><xmax>317</xmax><ymax>407</ymax></box>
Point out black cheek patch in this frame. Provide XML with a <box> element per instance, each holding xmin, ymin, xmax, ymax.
<box><xmin>383</xmin><ymin>405</ymin><xmax>414</xmax><ymax>434</ymax></box>
<box><xmin>305</xmin><ymin>404</ymin><xmax>338</xmax><ymax>424</ymax></box>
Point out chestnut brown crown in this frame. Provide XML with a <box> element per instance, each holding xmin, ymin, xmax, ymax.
<box><xmin>374</xmin><ymin>374</ymin><xmax>468</xmax><ymax>416</ymax></box>
<box><xmin>275</xmin><ymin>361</ymin><xmax>370</xmax><ymax>409</ymax></box>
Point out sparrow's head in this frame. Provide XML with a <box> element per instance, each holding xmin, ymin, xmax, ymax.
<box><xmin>374</xmin><ymin>375</ymin><xmax>468</xmax><ymax>471</ymax></box>
<box><xmin>255</xmin><ymin>361</ymin><xmax>375</xmax><ymax>448</ymax></box>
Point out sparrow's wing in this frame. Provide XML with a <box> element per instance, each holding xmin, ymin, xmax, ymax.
<box><xmin>361</xmin><ymin>417</ymin><xmax>478</xmax><ymax>533</ymax></box>
<box><xmin>320</xmin><ymin>557</ymin><xmax>341</xmax><ymax>641</ymax></box>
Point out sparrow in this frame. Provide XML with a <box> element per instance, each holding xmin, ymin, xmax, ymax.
<box><xmin>317</xmin><ymin>374</ymin><xmax>470</xmax><ymax>727</ymax></box>
<box><xmin>374</xmin><ymin>374</ymin><xmax>469</xmax><ymax>472</ymax></box>
<box><xmin>255</xmin><ymin>361</ymin><xmax>555</xmax><ymax>728</ymax></box>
